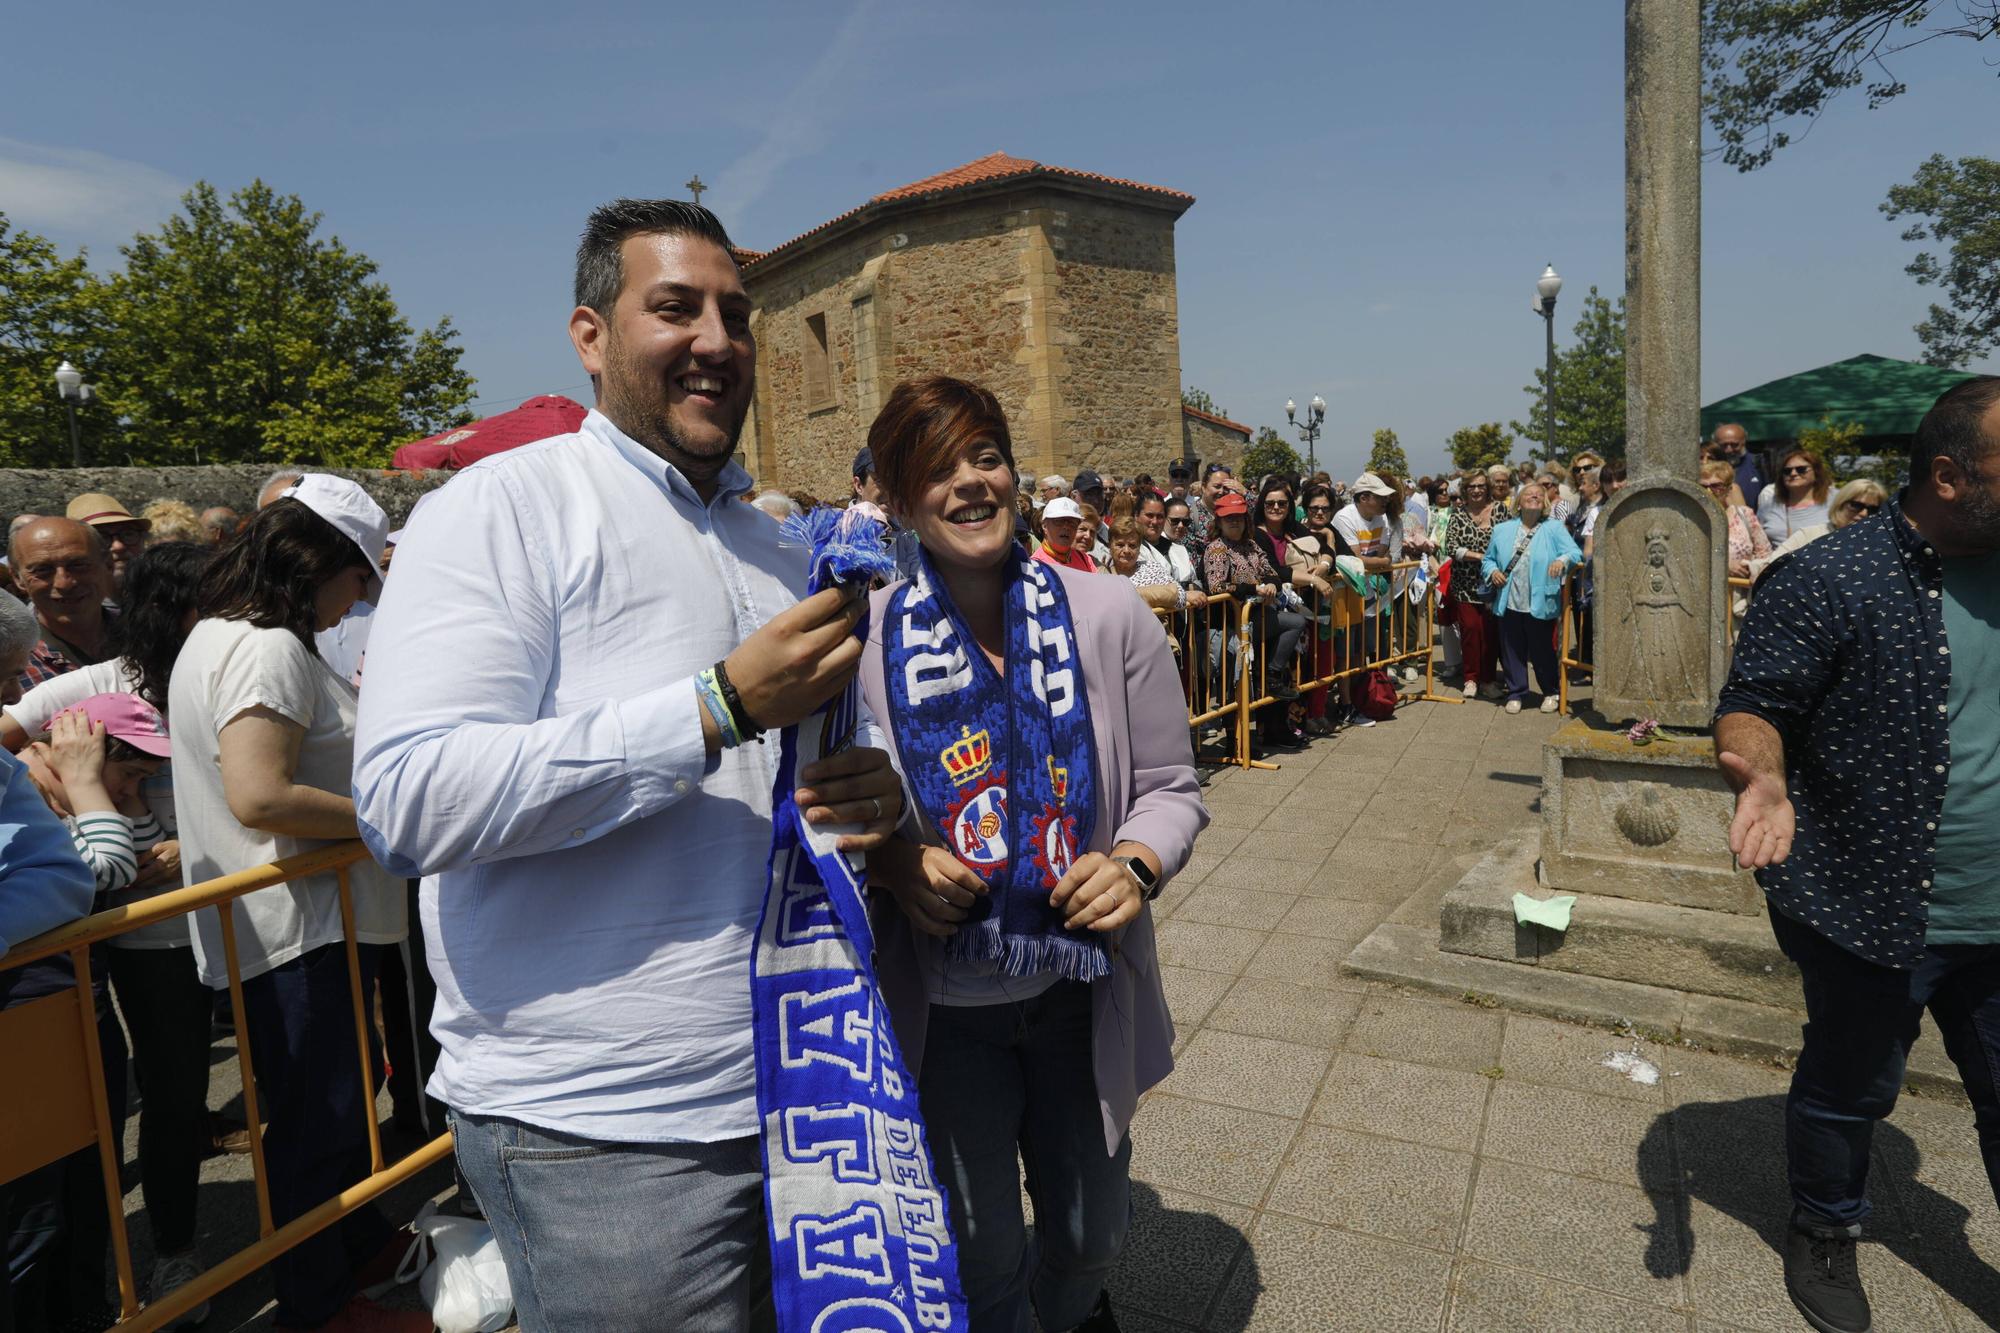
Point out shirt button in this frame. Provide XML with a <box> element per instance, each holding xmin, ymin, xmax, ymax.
<box><xmin>1940</xmin><ymin>646</ymin><xmax>1950</xmax><ymax>655</ymax></box>
<box><xmin>1928</xmin><ymin>589</ymin><xmax>1940</xmax><ymax>598</ymax></box>
<box><xmin>1936</xmin><ymin>764</ymin><xmax>1947</xmax><ymax>774</ymax></box>
<box><xmin>1940</xmin><ymin>705</ymin><xmax>1950</xmax><ymax>714</ymax></box>
<box><xmin>1922</xmin><ymin>879</ymin><xmax>1932</xmax><ymax>889</ymax></box>
<box><xmin>674</xmin><ymin>780</ymin><xmax>691</xmax><ymax>795</ymax></box>
<box><xmin>571</xmin><ymin>828</ymin><xmax>586</xmax><ymax>839</ymax></box>
<box><xmin>1927</xmin><ymin>822</ymin><xmax>1937</xmax><ymax>830</ymax></box>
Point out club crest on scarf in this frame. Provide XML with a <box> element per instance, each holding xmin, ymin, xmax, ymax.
<box><xmin>754</xmin><ymin>505</ymin><xmax>966</xmax><ymax>1333</ymax></box>
<box><xmin>887</xmin><ymin>546</ymin><xmax>1108</xmax><ymax>982</ymax></box>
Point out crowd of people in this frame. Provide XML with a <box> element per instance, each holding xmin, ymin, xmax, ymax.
<box><xmin>1</xmin><ymin>192</ymin><xmax>1994</xmax><ymax>1333</ymax></box>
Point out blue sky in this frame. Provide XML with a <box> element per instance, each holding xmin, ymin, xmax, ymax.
<box><xmin>5</xmin><ymin>0</ymin><xmax>1994</xmax><ymax>475</ymax></box>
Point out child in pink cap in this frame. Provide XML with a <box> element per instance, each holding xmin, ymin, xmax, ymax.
<box><xmin>17</xmin><ymin>692</ymin><xmax>171</xmax><ymax>894</ymax></box>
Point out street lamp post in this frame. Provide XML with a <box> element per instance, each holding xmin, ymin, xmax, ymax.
<box><xmin>1530</xmin><ymin>264</ymin><xmax>1562</xmax><ymax>463</ymax></box>
<box><xmin>53</xmin><ymin>360</ymin><xmax>94</xmax><ymax>467</ymax></box>
<box><xmin>1284</xmin><ymin>394</ymin><xmax>1326</xmax><ymax>475</ymax></box>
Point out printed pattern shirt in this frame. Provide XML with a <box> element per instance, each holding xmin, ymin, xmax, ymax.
<box><xmin>1715</xmin><ymin>497</ymin><xmax>1952</xmax><ymax>967</ymax></box>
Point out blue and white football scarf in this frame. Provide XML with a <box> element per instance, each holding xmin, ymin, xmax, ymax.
<box><xmin>752</xmin><ymin>506</ymin><xmax>966</xmax><ymax>1333</ymax></box>
<box><xmin>885</xmin><ymin>544</ymin><xmax>1107</xmax><ymax>982</ymax></box>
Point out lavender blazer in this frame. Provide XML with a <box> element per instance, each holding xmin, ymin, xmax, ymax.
<box><xmin>860</xmin><ymin>562</ymin><xmax>1210</xmax><ymax>1155</ymax></box>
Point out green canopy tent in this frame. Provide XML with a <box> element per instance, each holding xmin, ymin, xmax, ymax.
<box><xmin>1701</xmin><ymin>353</ymin><xmax>1976</xmax><ymax>444</ymax></box>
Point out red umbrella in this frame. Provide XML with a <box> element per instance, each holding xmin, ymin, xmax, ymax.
<box><xmin>392</xmin><ymin>394</ymin><xmax>589</xmax><ymax>470</ymax></box>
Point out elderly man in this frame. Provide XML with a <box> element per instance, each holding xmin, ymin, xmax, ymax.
<box><xmin>353</xmin><ymin>198</ymin><xmax>906</xmax><ymax>1332</ymax></box>
<box><xmin>199</xmin><ymin>506</ymin><xmax>240</xmax><ymax>544</ymax></box>
<box><xmin>7</xmin><ymin>518</ymin><xmax>116</xmax><ymax>695</ymax></box>
<box><xmin>1072</xmin><ymin>468</ymin><xmax>1108</xmax><ymax>519</ymax></box>
<box><xmin>257</xmin><ymin>469</ymin><xmax>305</xmax><ymax>510</ymax></box>
<box><xmin>64</xmin><ymin>493</ymin><xmax>148</xmax><ymax>584</ymax></box>
<box><xmin>1037</xmin><ymin>474</ymin><xmax>1071</xmax><ymax>504</ymax></box>
<box><xmin>1713</xmin><ymin>422</ymin><xmax>1765</xmax><ymax>508</ymax></box>
<box><xmin>1717</xmin><ymin>377</ymin><xmax>2000</xmax><ymax>1333</ymax></box>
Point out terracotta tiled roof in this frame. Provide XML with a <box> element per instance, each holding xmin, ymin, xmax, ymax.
<box><xmin>728</xmin><ymin>246</ymin><xmax>767</xmax><ymax>266</ymax></box>
<box><xmin>1181</xmin><ymin>403</ymin><xmax>1252</xmax><ymax>438</ymax></box>
<box><xmin>740</xmin><ymin>152</ymin><xmax>1192</xmax><ymax>269</ymax></box>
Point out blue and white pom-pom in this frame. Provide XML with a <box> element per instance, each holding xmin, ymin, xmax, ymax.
<box><xmin>780</xmin><ymin>502</ymin><xmax>897</xmax><ymax>596</ymax></box>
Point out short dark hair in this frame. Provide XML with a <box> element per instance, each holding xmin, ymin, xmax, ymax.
<box><xmin>1910</xmin><ymin>375</ymin><xmax>2000</xmax><ymax>488</ymax></box>
<box><xmin>868</xmin><ymin>376</ymin><xmax>1015</xmax><ymax>516</ymax></box>
<box><xmin>198</xmin><ymin>499</ymin><xmax>371</xmax><ymax>651</ymax></box>
<box><xmin>575</xmin><ymin>199</ymin><xmax>736</xmax><ymax>315</ymax></box>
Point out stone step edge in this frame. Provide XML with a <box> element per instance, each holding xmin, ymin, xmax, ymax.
<box><xmin>1341</xmin><ymin>920</ymin><xmax>1967</xmax><ymax>1103</ymax></box>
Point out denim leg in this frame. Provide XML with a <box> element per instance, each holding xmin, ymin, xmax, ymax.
<box><xmin>241</xmin><ymin>943</ymin><xmax>392</xmax><ymax>1327</ymax></box>
<box><xmin>1922</xmin><ymin>944</ymin><xmax>2000</xmax><ymax>1210</ymax></box>
<box><xmin>1019</xmin><ymin>983</ymin><xmax>1130</xmax><ymax>1332</ymax></box>
<box><xmin>450</xmin><ymin>1112</ymin><xmax>768</xmax><ymax>1333</ymax></box>
<box><xmin>107</xmin><ymin>946</ymin><xmax>212</xmax><ymax>1255</ymax></box>
<box><xmin>1770</xmin><ymin>909</ymin><xmax>1924</xmax><ymax>1228</ymax></box>
<box><xmin>918</xmin><ymin>1001</ymin><xmax>1033</xmax><ymax>1333</ymax></box>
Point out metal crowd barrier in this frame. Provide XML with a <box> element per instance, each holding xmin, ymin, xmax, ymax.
<box><xmin>0</xmin><ymin>842</ymin><xmax>451</xmax><ymax>1332</ymax></box>
<box><xmin>1555</xmin><ymin>573</ymin><xmax>1755</xmax><ymax>716</ymax></box>
<box><xmin>1156</xmin><ymin>560</ymin><xmax>1455</xmax><ymax>769</ymax></box>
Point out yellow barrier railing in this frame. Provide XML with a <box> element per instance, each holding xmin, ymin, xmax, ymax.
<box><xmin>0</xmin><ymin>842</ymin><xmax>449</xmax><ymax>1332</ymax></box>
<box><xmin>1555</xmin><ymin>572</ymin><xmax>1755</xmax><ymax>716</ymax></box>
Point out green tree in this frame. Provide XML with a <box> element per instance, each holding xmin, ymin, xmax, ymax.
<box><xmin>1181</xmin><ymin>385</ymin><xmax>1227</xmax><ymax>419</ymax></box>
<box><xmin>1702</xmin><ymin>2</ymin><xmax>1999</xmax><ymax>173</ymax></box>
<box><xmin>1240</xmin><ymin>426</ymin><xmax>1301</xmax><ymax>482</ymax></box>
<box><xmin>1510</xmin><ymin>287</ymin><xmax>1626</xmax><ymax>466</ymax></box>
<box><xmin>96</xmin><ymin>181</ymin><xmax>475</xmax><ymax>465</ymax></box>
<box><xmin>1445</xmin><ymin>423</ymin><xmax>1516</xmax><ymax>473</ymax></box>
<box><xmin>1366</xmin><ymin>428</ymin><xmax>1409</xmax><ymax>478</ymax></box>
<box><xmin>1881</xmin><ymin>154</ymin><xmax>2000</xmax><ymax>366</ymax></box>
<box><xmin>0</xmin><ymin>215</ymin><xmax>113</xmax><ymax>467</ymax></box>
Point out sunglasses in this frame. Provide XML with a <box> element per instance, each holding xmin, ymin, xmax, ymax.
<box><xmin>1263</xmin><ymin>499</ymin><xmax>1290</xmax><ymax>509</ymax></box>
<box><xmin>1783</xmin><ymin>465</ymin><xmax>1812</xmax><ymax>477</ymax></box>
<box><xmin>1306</xmin><ymin>504</ymin><xmax>1332</xmax><ymax>515</ymax></box>
<box><xmin>1164</xmin><ymin>516</ymin><xmax>1188</xmax><ymax>525</ymax></box>
<box><xmin>1844</xmin><ymin>500</ymin><xmax>1881</xmax><ymax>515</ymax></box>
<box><xmin>1704</xmin><ymin>480</ymin><xmax>1731</xmax><ymax>491</ymax></box>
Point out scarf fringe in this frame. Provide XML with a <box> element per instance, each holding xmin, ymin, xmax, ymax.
<box><xmin>947</xmin><ymin>915</ymin><xmax>1113</xmax><ymax>983</ymax></box>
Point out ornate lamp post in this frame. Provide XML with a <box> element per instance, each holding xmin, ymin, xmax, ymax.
<box><xmin>1285</xmin><ymin>393</ymin><xmax>1326</xmax><ymax>475</ymax></box>
<box><xmin>1530</xmin><ymin>264</ymin><xmax>1562</xmax><ymax>462</ymax></box>
<box><xmin>54</xmin><ymin>360</ymin><xmax>95</xmax><ymax>466</ymax></box>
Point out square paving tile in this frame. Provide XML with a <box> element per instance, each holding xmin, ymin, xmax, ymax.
<box><xmin>1446</xmin><ymin>1260</ymin><xmax>1693</xmax><ymax>1332</ymax></box>
<box><xmin>1127</xmin><ymin>1092</ymin><xmax>1299</xmax><ymax>1208</ymax></box>
<box><xmin>1264</xmin><ymin>1123</ymin><xmax>1475</xmax><ymax>1250</ymax></box>
<box><xmin>1153</xmin><ymin>920</ymin><xmax>1266</xmax><ymax>975</ymax></box>
<box><xmin>1682</xmin><ymin>1199</ymin><xmax>1952</xmax><ymax>1332</ymax></box>
<box><xmin>1174</xmin><ymin>885</ymin><xmax>1300</xmax><ymax>930</ymax></box>
<box><xmin>1159</xmin><ymin>962</ymin><xmax>1235</xmax><ymax>1032</ymax></box>
<box><xmin>1275</xmin><ymin>896</ymin><xmax>1392</xmax><ymax>941</ymax></box>
<box><xmin>1483</xmin><ymin>1079</ymin><xmax>1678</xmax><ymax>1192</ymax></box>
<box><xmin>1253</xmin><ymin>801</ymin><xmax>1363</xmax><ymax>839</ymax></box>
<box><xmin>1157</xmin><ymin>1029</ymin><xmax>1331</xmax><ymax>1118</ymax></box>
<box><xmin>1109</xmin><ymin>1183</ymin><xmax>1254</xmax><ymax>1327</ymax></box>
<box><xmin>1199</xmin><ymin>855</ymin><xmax>1322</xmax><ymax>896</ymax></box>
<box><xmin>1209</xmin><ymin>1212</ymin><xmax>1453</xmax><ymax>1332</ymax></box>
<box><xmin>1345</xmin><ymin>995</ymin><xmax>1504</xmax><ymax>1073</ymax></box>
<box><xmin>1308</xmin><ymin>1053</ymin><xmax>1491</xmax><ymax>1152</ymax></box>
<box><xmin>1498</xmin><ymin>1014</ymin><xmax>1669</xmax><ymax>1104</ymax></box>
<box><xmin>1207</xmin><ymin>977</ymin><xmax>1364</xmax><ymax>1049</ymax></box>
<box><xmin>1242</xmin><ymin>932</ymin><xmax>1364</xmax><ymax>990</ymax></box>
<box><xmin>1463</xmin><ymin>1158</ymin><xmax>1688</xmax><ymax>1307</ymax></box>
<box><xmin>1305</xmin><ymin>842</ymin><xmax>1435</xmax><ymax>899</ymax></box>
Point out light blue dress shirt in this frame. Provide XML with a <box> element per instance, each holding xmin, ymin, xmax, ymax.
<box><xmin>0</xmin><ymin>749</ymin><xmax>96</xmax><ymax>956</ymax></box>
<box><xmin>353</xmin><ymin>410</ymin><xmax>858</xmax><ymax>1143</ymax></box>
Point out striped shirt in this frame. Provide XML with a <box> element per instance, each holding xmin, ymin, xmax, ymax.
<box><xmin>64</xmin><ymin>809</ymin><xmax>163</xmax><ymax>895</ymax></box>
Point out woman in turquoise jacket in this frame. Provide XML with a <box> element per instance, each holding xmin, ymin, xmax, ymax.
<box><xmin>1479</xmin><ymin>481</ymin><xmax>1583</xmax><ymax>713</ymax></box>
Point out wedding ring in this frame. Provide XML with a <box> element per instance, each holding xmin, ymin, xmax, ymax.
<box><xmin>869</xmin><ymin>797</ymin><xmax>884</xmax><ymax>821</ymax></box>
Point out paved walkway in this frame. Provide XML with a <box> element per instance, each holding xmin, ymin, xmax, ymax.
<box><xmin>130</xmin><ymin>697</ymin><xmax>1999</xmax><ymax>1331</ymax></box>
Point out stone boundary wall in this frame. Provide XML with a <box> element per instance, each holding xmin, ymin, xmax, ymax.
<box><xmin>1</xmin><ymin>466</ymin><xmax>452</xmax><ymax>527</ymax></box>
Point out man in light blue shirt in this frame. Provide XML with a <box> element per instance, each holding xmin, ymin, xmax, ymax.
<box><xmin>352</xmin><ymin>199</ymin><xmax>906</xmax><ymax>1332</ymax></box>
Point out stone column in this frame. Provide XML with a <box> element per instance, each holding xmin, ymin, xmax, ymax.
<box><xmin>1593</xmin><ymin>0</ymin><xmax>1728</xmax><ymax>729</ymax></box>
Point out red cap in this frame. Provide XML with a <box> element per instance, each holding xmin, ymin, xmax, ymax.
<box><xmin>1212</xmin><ymin>492</ymin><xmax>1249</xmax><ymax>518</ymax></box>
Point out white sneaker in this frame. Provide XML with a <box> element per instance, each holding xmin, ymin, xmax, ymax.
<box><xmin>1461</xmin><ymin>679</ymin><xmax>1478</xmax><ymax>698</ymax></box>
<box><xmin>149</xmin><ymin>1250</ymin><xmax>210</xmax><ymax>1327</ymax></box>
<box><xmin>1402</xmin><ymin>666</ymin><xmax>1421</xmax><ymax>682</ymax></box>
<box><xmin>1504</xmin><ymin>699</ymin><xmax>1523</xmax><ymax>714</ymax></box>
<box><xmin>1540</xmin><ymin>695</ymin><xmax>1560</xmax><ymax>713</ymax></box>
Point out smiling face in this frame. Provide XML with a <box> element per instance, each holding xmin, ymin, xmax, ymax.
<box><xmin>903</xmin><ymin>436</ymin><xmax>1018</xmax><ymax>574</ymax></box>
<box><xmin>11</xmin><ymin>519</ymin><xmax>110</xmax><ymax>627</ymax></box>
<box><xmin>571</xmin><ymin>231</ymin><xmax>755</xmax><ymax>484</ymax></box>
<box><xmin>1138</xmin><ymin>495</ymin><xmax>1167</xmax><ymax>540</ymax></box>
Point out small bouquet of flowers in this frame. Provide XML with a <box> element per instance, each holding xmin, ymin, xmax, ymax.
<box><xmin>1627</xmin><ymin>718</ymin><xmax>1675</xmax><ymax>747</ymax></box>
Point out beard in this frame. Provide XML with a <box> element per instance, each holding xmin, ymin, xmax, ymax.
<box><xmin>599</xmin><ymin>333</ymin><xmax>751</xmax><ymax>473</ymax></box>
<box><xmin>1955</xmin><ymin>478</ymin><xmax>2000</xmax><ymax>548</ymax></box>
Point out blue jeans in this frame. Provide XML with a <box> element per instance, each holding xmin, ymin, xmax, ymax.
<box><xmin>1770</xmin><ymin>907</ymin><xmax>2000</xmax><ymax>1228</ymax></box>
<box><xmin>450</xmin><ymin>1112</ymin><xmax>772</xmax><ymax>1333</ymax></box>
<box><xmin>919</xmin><ymin>981</ymin><xmax>1132</xmax><ymax>1333</ymax></box>
<box><xmin>1497</xmin><ymin>609</ymin><xmax>1559</xmax><ymax>703</ymax></box>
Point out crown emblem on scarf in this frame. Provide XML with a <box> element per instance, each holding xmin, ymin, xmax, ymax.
<box><xmin>941</xmin><ymin>727</ymin><xmax>993</xmax><ymax>786</ymax></box>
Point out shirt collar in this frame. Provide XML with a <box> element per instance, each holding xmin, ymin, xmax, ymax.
<box><xmin>583</xmin><ymin>408</ymin><xmax>752</xmax><ymax>509</ymax></box>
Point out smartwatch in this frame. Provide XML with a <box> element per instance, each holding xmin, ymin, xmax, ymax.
<box><xmin>1113</xmin><ymin>854</ymin><xmax>1160</xmax><ymax>901</ymax></box>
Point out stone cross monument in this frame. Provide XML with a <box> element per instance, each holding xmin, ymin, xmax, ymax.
<box><xmin>1592</xmin><ymin>0</ymin><xmax>1730</xmax><ymax>729</ymax></box>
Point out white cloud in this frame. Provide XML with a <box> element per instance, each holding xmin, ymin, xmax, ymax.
<box><xmin>708</xmin><ymin>0</ymin><xmax>883</xmax><ymax>224</ymax></box>
<box><xmin>0</xmin><ymin>137</ymin><xmax>185</xmax><ymax>242</ymax></box>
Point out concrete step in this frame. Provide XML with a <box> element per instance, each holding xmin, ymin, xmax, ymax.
<box><xmin>1437</xmin><ymin>835</ymin><xmax>1801</xmax><ymax>1010</ymax></box>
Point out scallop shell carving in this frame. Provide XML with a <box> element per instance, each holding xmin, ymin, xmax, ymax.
<box><xmin>1613</xmin><ymin>785</ymin><xmax>1680</xmax><ymax>847</ymax></box>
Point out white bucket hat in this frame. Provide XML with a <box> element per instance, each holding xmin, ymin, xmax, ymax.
<box><xmin>282</xmin><ymin>475</ymin><xmax>388</xmax><ymax>602</ymax></box>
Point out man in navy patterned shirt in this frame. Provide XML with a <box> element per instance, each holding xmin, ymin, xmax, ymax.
<box><xmin>1717</xmin><ymin>375</ymin><xmax>2000</xmax><ymax>1333</ymax></box>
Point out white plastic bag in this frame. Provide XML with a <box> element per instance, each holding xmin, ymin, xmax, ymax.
<box><xmin>395</xmin><ymin>1201</ymin><xmax>514</xmax><ymax>1333</ymax></box>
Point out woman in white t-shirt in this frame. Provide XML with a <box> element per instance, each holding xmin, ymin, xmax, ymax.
<box><xmin>168</xmin><ymin>475</ymin><xmax>409</xmax><ymax>1331</ymax></box>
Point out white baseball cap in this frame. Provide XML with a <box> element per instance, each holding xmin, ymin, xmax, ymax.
<box><xmin>1352</xmin><ymin>472</ymin><xmax>1397</xmax><ymax>498</ymax></box>
<box><xmin>1041</xmin><ymin>497</ymin><xmax>1084</xmax><ymax>522</ymax></box>
<box><xmin>282</xmin><ymin>475</ymin><xmax>388</xmax><ymax>602</ymax></box>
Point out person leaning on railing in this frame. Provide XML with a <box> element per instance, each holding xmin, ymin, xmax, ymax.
<box><xmin>1748</xmin><ymin>478</ymin><xmax>1890</xmax><ymax>585</ymax></box>
<box><xmin>1203</xmin><ymin>492</ymin><xmax>1307</xmax><ymax>752</ymax></box>
<box><xmin>167</xmin><ymin>477</ymin><xmax>421</xmax><ymax>1333</ymax></box>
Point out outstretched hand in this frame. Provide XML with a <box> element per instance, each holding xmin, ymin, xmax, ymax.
<box><xmin>1719</xmin><ymin>750</ymin><xmax>1793</xmax><ymax>869</ymax></box>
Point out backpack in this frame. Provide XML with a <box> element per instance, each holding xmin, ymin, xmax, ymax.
<box><xmin>1357</xmin><ymin>667</ymin><xmax>1399</xmax><ymax>721</ymax></box>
